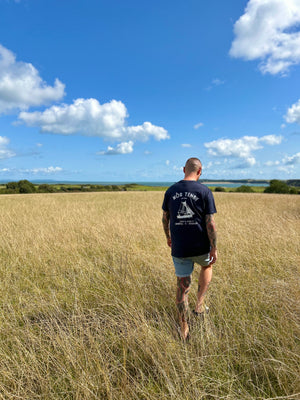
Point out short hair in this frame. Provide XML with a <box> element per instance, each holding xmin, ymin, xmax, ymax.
<box><xmin>184</xmin><ymin>157</ymin><xmax>202</xmax><ymax>175</ymax></box>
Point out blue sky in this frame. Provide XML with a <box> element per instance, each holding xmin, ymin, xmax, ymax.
<box><xmin>0</xmin><ymin>0</ymin><xmax>299</xmax><ymax>182</ymax></box>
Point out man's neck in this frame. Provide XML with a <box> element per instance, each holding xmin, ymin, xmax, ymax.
<box><xmin>183</xmin><ymin>175</ymin><xmax>198</xmax><ymax>181</ymax></box>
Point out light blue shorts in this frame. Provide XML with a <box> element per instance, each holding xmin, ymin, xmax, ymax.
<box><xmin>172</xmin><ymin>253</ymin><xmax>211</xmax><ymax>277</ymax></box>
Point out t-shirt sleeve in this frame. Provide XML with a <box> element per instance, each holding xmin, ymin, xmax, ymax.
<box><xmin>205</xmin><ymin>190</ymin><xmax>217</xmax><ymax>215</ymax></box>
<box><xmin>162</xmin><ymin>191</ymin><xmax>169</xmax><ymax>211</ymax></box>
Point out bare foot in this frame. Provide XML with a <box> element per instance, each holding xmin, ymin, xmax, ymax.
<box><xmin>179</xmin><ymin>321</ymin><xmax>189</xmax><ymax>341</ymax></box>
<box><xmin>194</xmin><ymin>304</ymin><xmax>209</xmax><ymax>314</ymax></box>
<box><xmin>194</xmin><ymin>303</ymin><xmax>205</xmax><ymax>313</ymax></box>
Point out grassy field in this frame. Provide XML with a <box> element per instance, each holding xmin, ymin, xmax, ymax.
<box><xmin>0</xmin><ymin>192</ymin><xmax>299</xmax><ymax>399</ymax></box>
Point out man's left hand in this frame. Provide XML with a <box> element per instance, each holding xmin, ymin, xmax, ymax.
<box><xmin>209</xmin><ymin>248</ymin><xmax>217</xmax><ymax>265</ymax></box>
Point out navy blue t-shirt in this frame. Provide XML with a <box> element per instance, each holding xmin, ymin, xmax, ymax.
<box><xmin>162</xmin><ymin>180</ymin><xmax>217</xmax><ymax>258</ymax></box>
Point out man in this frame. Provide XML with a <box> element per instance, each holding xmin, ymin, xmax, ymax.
<box><xmin>162</xmin><ymin>157</ymin><xmax>217</xmax><ymax>341</ymax></box>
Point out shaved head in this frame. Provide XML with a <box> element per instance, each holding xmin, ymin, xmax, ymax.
<box><xmin>184</xmin><ymin>157</ymin><xmax>202</xmax><ymax>176</ymax></box>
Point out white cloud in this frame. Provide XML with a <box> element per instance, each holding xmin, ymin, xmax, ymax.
<box><xmin>173</xmin><ymin>165</ymin><xmax>183</xmax><ymax>172</ymax></box>
<box><xmin>205</xmin><ymin>136</ymin><xmax>260</xmax><ymax>158</ymax></box>
<box><xmin>0</xmin><ymin>136</ymin><xmax>9</xmax><ymax>147</ymax></box>
<box><xmin>264</xmin><ymin>152</ymin><xmax>300</xmax><ymax>170</ymax></box>
<box><xmin>277</xmin><ymin>165</ymin><xmax>295</xmax><ymax>174</ymax></box>
<box><xmin>230</xmin><ymin>0</ymin><xmax>300</xmax><ymax>75</ymax></box>
<box><xmin>0</xmin><ymin>44</ymin><xmax>65</xmax><ymax>113</ymax></box>
<box><xmin>0</xmin><ymin>136</ymin><xmax>15</xmax><ymax>159</ymax></box>
<box><xmin>285</xmin><ymin>99</ymin><xmax>300</xmax><ymax>124</ymax></box>
<box><xmin>283</xmin><ymin>152</ymin><xmax>300</xmax><ymax>164</ymax></box>
<box><xmin>166</xmin><ymin>160</ymin><xmax>170</xmax><ymax>165</ymax></box>
<box><xmin>125</xmin><ymin>121</ymin><xmax>169</xmax><ymax>141</ymax></box>
<box><xmin>212</xmin><ymin>78</ymin><xmax>225</xmax><ymax>86</ymax></box>
<box><xmin>0</xmin><ymin>149</ymin><xmax>13</xmax><ymax>160</ymax></box>
<box><xmin>181</xmin><ymin>143</ymin><xmax>191</xmax><ymax>148</ymax></box>
<box><xmin>204</xmin><ymin>134</ymin><xmax>282</xmax><ymax>166</ymax></box>
<box><xmin>0</xmin><ymin>166</ymin><xmax>62</xmax><ymax>174</ymax></box>
<box><xmin>23</xmin><ymin>166</ymin><xmax>63</xmax><ymax>174</ymax></box>
<box><xmin>241</xmin><ymin>157</ymin><xmax>257</xmax><ymax>167</ymax></box>
<box><xmin>264</xmin><ymin>160</ymin><xmax>280</xmax><ymax>166</ymax></box>
<box><xmin>205</xmin><ymin>78</ymin><xmax>225</xmax><ymax>91</ymax></box>
<box><xmin>194</xmin><ymin>122</ymin><xmax>204</xmax><ymax>129</ymax></box>
<box><xmin>260</xmin><ymin>134</ymin><xmax>283</xmax><ymax>145</ymax></box>
<box><xmin>18</xmin><ymin>98</ymin><xmax>169</xmax><ymax>143</ymax></box>
<box><xmin>204</xmin><ymin>161</ymin><xmax>214</xmax><ymax>169</ymax></box>
<box><xmin>97</xmin><ymin>141</ymin><xmax>134</xmax><ymax>155</ymax></box>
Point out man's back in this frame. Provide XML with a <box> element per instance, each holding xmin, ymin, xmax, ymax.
<box><xmin>162</xmin><ymin>180</ymin><xmax>216</xmax><ymax>258</ymax></box>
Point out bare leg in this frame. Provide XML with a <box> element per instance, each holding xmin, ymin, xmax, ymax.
<box><xmin>176</xmin><ymin>276</ymin><xmax>191</xmax><ymax>340</ymax></box>
<box><xmin>195</xmin><ymin>265</ymin><xmax>212</xmax><ymax>313</ymax></box>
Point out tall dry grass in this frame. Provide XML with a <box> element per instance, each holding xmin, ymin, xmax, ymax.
<box><xmin>0</xmin><ymin>192</ymin><xmax>299</xmax><ymax>399</ymax></box>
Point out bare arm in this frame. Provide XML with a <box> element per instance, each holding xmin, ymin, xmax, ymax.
<box><xmin>205</xmin><ymin>214</ymin><xmax>217</xmax><ymax>264</ymax></box>
<box><xmin>162</xmin><ymin>210</ymin><xmax>172</xmax><ymax>247</ymax></box>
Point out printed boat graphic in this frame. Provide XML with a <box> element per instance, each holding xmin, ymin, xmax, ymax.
<box><xmin>177</xmin><ymin>200</ymin><xmax>194</xmax><ymax>219</ymax></box>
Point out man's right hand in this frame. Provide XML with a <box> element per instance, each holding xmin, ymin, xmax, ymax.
<box><xmin>206</xmin><ymin>214</ymin><xmax>217</xmax><ymax>264</ymax></box>
<box><xmin>167</xmin><ymin>237</ymin><xmax>172</xmax><ymax>248</ymax></box>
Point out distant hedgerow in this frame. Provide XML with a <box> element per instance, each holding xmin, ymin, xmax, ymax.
<box><xmin>264</xmin><ymin>179</ymin><xmax>298</xmax><ymax>194</ymax></box>
<box><xmin>236</xmin><ymin>185</ymin><xmax>254</xmax><ymax>193</ymax></box>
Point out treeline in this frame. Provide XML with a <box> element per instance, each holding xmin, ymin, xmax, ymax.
<box><xmin>0</xmin><ymin>180</ymin><xmax>139</xmax><ymax>194</ymax></box>
<box><xmin>0</xmin><ymin>179</ymin><xmax>298</xmax><ymax>195</ymax></box>
<box><xmin>203</xmin><ymin>179</ymin><xmax>300</xmax><ymax>186</ymax></box>
<box><xmin>215</xmin><ymin>179</ymin><xmax>299</xmax><ymax>194</ymax></box>
<box><xmin>286</xmin><ymin>179</ymin><xmax>300</xmax><ymax>187</ymax></box>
